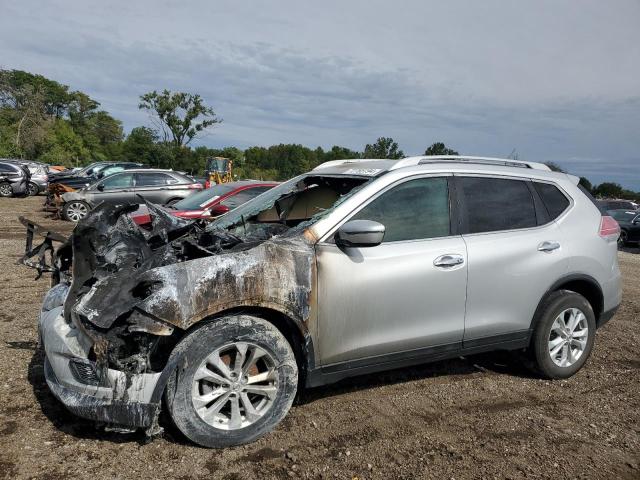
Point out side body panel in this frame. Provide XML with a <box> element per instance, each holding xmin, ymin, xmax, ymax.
<box><xmin>316</xmin><ymin>237</ymin><xmax>467</xmax><ymax>365</ymax></box>
<box><xmin>462</xmin><ymin>221</ymin><xmax>570</xmax><ymax>339</ymax></box>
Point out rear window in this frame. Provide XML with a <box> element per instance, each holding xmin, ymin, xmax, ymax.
<box><xmin>533</xmin><ymin>182</ymin><xmax>570</xmax><ymax>220</ymax></box>
<box><xmin>173</xmin><ymin>183</ymin><xmax>239</xmax><ymax>210</ymax></box>
<box><xmin>460</xmin><ymin>177</ymin><xmax>537</xmax><ymax>234</ymax></box>
<box><xmin>220</xmin><ymin>187</ymin><xmax>273</xmax><ymax>209</ymax></box>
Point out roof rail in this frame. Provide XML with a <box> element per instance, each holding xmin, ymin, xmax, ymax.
<box><xmin>312</xmin><ymin>155</ymin><xmax>551</xmax><ymax>172</ymax></box>
<box><xmin>389</xmin><ymin>155</ymin><xmax>551</xmax><ymax>171</ymax></box>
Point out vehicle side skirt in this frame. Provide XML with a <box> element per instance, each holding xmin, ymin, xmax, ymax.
<box><xmin>305</xmin><ymin>330</ymin><xmax>531</xmax><ymax>388</ymax></box>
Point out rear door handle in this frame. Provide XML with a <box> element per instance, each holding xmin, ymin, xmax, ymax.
<box><xmin>538</xmin><ymin>241</ymin><xmax>560</xmax><ymax>252</ymax></box>
<box><xmin>434</xmin><ymin>254</ymin><xmax>465</xmax><ymax>268</ymax></box>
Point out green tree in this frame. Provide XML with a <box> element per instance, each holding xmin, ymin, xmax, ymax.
<box><xmin>593</xmin><ymin>182</ymin><xmax>624</xmax><ymax>199</ymax></box>
<box><xmin>323</xmin><ymin>145</ymin><xmax>361</xmax><ymax>161</ymax></box>
<box><xmin>363</xmin><ymin>137</ymin><xmax>404</xmax><ymax>159</ymax></box>
<box><xmin>39</xmin><ymin>119</ymin><xmax>89</xmax><ymax>166</ymax></box>
<box><xmin>544</xmin><ymin>162</ymin><xmax>566</xmax><ymax>173</ymax></box>
<box><xmin>424</xmin><ymin>142</ymin><xmax>458</xmax><ymax>156</ymax></box>
<box><xmin>139</xmin><ymin>90</ymin><xmax>221</xmax><ymax>147</ymax></box>
<box><xmin>121</xmin><ymin>127</ymin><xmax>160</xmax><ymax>165</ymax></box>
<box><xmin>578</xmin><ymin>177</ymin><xmax>593</xmax><ymax>193</ymax></box>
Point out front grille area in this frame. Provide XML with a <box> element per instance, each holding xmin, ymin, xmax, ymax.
<box><xmin>68</xmin><ymin>359</ymin><xmax>104</xmax><ymax>386</ymax></box>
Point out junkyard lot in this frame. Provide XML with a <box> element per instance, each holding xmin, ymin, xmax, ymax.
<box><xmin>0</xmin><ymin>197</ymin><xmax>638</xmax><ymax>479</ymax></box>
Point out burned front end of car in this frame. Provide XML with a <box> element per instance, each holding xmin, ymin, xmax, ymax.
<box><xmin>25</xmin><ymin>173</ymin><xmax>369</xmax><ymax>433</ymax></box>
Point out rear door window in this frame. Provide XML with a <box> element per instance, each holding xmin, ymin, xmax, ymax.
<box><xmin>460</xmin><ymin>177</ymin><xmax>537</xmax><ymax>234</ymax></box>
<box><xmin>533</xmin><ymin>182</ymin><xmax>570</xmax><ymax>220</ymax></box>
<box><xmin>135</xmin><ymin>173</ymin><xmax>175</xmax><ymax>187</ymax></box>
<box><xmin>350</xmin><ymin>177</ymin><xmax>450</xmax><ymax>242</ymax></box>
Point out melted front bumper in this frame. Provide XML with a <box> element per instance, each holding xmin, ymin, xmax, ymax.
<box><xmin>39</xmin><ymin>284</ymin><xmax>162</xmax><ymax>429</ymax></box>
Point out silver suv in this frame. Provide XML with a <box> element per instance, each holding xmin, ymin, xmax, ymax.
<box><xmin>31</xmin><ymin>156</ymin><xmax>621</xmax><ymax>448</ymax></box>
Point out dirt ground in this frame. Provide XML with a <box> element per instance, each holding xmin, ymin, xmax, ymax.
<box><xmin>0</xmin><ymin>196</ymin><xmax>638</xmax><ymax>480</ymax></box>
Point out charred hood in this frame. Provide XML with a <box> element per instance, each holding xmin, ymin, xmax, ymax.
<box><xmin>63</xmin><ymin>202</ymin><xmax>314</xmax><ymax>332</ymax></box>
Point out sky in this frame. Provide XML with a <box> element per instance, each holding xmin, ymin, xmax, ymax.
<box><xmin>1</xmin><ymin>0</ymin><xmax>639</xmax><ymax>189</ymax></box>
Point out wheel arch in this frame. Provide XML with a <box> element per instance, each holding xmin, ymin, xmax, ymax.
<box><xmin>150</xmin><ymin>305</ymin><xmax>314</xmax><ymax>404</ymax></box>
<box><xmin>530</xmin><ymin>274</ymin><xmax>604</xmax><ymax>332</ymax></box>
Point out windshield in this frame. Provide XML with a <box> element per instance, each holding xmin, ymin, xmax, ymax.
<box><xmin>209</xmin><ymin>173</ymin><xmax>371</xmax><ymax>234</ymax></box>
<box><xmin>80</xmin><ymin>163</ymin><xmax>109</xmax><ymax>177</ymax></box>
<box><xmin>174</xmin><ymin>183</ymin><xmax>239</xmax><ymax>210</ymax></box>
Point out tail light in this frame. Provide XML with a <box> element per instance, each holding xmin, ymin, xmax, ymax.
<box><xmin>205</xmin><ymin>180</ymin><xmax>211</xmax><ymax>189</ymax></box>
<box><xmin>188</xmin><ymin>183</ymin><xmax>203</xmax><ymax>190</ymax></box>
<box><xmin>599</xmin><ymin>216</ymin><xmax>620</xmax><ymax>238</ymax></box>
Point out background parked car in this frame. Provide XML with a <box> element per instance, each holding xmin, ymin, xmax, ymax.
<box><xmin>47</xmin><ymin>161</ymin><xmax>109</xmax><ymax>181</ymax></box>
<box><xmin>599</xmin><ymin>199</ymin><xmax>638</xmax><ymax>211</ymax></box>
<box><xmin>5</xmin><ymin>160</ymin><xmax>49</xmax><ymax>195</ymax></box>
<box><xmin>46</xmin><ymin>162</ymin><xmax>148</xmax><ymax>212</ymax></box>
<box><xmin>60</xmin><ymin>169</ymin><xmax>203</xmax><ymax>221</ymax></box>
<box><xmin>131</xmin><ymin>180</ymin><xmax>279</xmax><ymax>225</ymax></box>
<box><xmin>0</xmin><ymin>161</ymin><xmax>30</xmax><ymax>197</ymax></box>
<box><xmin>49</xmin><ymin>162</ymin><xmax>147</xmax><ymax>191</ymax></box>
<box><xmin>608</xmin><ymin>209</ymin><xmax>640</xmax><ymax>246</ymax></box>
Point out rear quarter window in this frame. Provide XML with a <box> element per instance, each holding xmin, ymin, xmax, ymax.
<box><xmin>533</xmin><ymin>182</ymin><xmax>570</xmax><ymax>220</ymax></box>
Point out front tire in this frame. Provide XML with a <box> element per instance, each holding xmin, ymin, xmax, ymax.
<box><xmin>166</xmin><ymin>315</ymin><xmax>298</xmax><ymax>448</ymax></box>
<box><xmin>62</xmin><ymin>200</ymin><xmax>90</xmax><ymax>222</ymax></box>
<box><xmin>0</xmin><ymin>182</ymin><xmax>13</xmax><ymax>197</ymax></box>
<box><xmin>530</xmin><ymin>291</ymin><xmax>596</xmax><ymax>379</ymax></box>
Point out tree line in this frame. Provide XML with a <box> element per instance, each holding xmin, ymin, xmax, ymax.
<box><xmin>0</xmin><ymin>69</ymin><xmax>636</xmax><ymax>199</ymax></box>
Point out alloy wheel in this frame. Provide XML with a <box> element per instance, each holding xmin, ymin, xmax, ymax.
<box><xmin>27</xmin><ymin>183</ymin><xmax>39</xmax><ymax>196</ymax></box>
<box><xmin>65</xmin><ymin>202</ymin><xmax>88</xmax><ymax>222</ymax></box>
<box><xmin>0</xmin><ymin>183</ymin><xmax>12</xmax><ymax>197</ymax></box>
<box><xmin>191</xmin><ymin>342</ymin><xmax>278</xmax><ymax>431</ymax></box>
<box><xmin>618</xmin><ymin>231</ymin><xmax>627</xmax><ymax>247</ymax></box>
<box><xmin>548</xmin><ymin>307</ymin><xmax>589</xmax><ymax>367</ymax></box>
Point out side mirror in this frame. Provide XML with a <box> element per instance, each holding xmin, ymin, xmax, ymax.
<box><xmin>335</xmin><ymin>220</ymin><xmax>385</xmax><ymax>248</ymax></box>
<box><xmin>96</xmin><ymin>184</ymin><xmax>105</xmax><ymax>191</ymax></box>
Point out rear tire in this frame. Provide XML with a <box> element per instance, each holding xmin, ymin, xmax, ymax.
<box><xmin>618</xmin><ymin>230</ymin><xmax>628</xmax><ymax>247</ymax></box>
<box><xmin>166</xmin><ymin>315</ymin><xmax>298</xmax><ymax>448</ymax></box>
<box><xmin>530</xmin><ymin>290</ymin><xmax>596</xmax><ymax>379</ymax></box>
<box><xmin>0</xmin><ymin>182</ymin><xmax>13</xmax><ymax>197</ymax></box>
<box><xmin>62</xmin><ymin>200</ymin><xmax>90</xmax><ymax>222</ymax></box>
<box><xmin>27</xmin><ymin>182</ymin><xmax>39</xmax><ymax>196</ymax></box>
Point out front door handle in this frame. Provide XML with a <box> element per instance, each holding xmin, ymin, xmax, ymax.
<box><xmin>434</xmin><ymin>254</ymin><xmax>465</xmax><ymax>268</ymax></box>
<box><xmin>538</xmin><ymin>241</ymin><xmax>560</xmax><ymax>253</ymax></box>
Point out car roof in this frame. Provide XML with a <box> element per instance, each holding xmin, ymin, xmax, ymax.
<box><xmin>310</xmin><ymin>155</ymin><xmax>579</xmax><ymax>183</ymax></box>
<box><xmin>314</xmin><ymin>155</ymin><xmax>550</xmax><ymax>172</ymax></box>
<box><xmin>114</xmin><ymin>168</ymin><xmax>175</xmax><ymax>173</ymax></box>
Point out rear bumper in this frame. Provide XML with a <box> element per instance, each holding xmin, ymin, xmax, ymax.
<box><xmin>39</xmin><ymin>285</ymin><xmax>162</xmax><ymax>429</ymax></box>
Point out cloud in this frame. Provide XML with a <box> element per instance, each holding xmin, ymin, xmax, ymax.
<box><xmin>1</xmin><ymin>0</ymin><xmax>639</xmax><ymax>188</ymax></box>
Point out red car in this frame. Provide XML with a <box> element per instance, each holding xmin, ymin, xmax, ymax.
<box><xmin>131</xmin><ymin>180</ymin><xmax>278</xmax><ymax>225</ymax></box>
